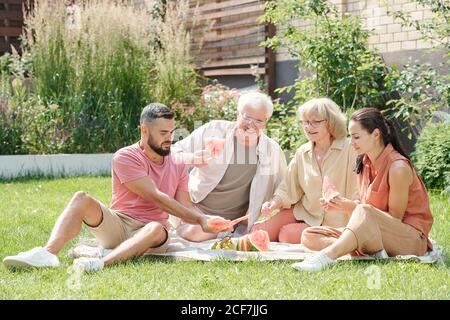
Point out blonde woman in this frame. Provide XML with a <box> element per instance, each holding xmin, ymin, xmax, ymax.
<box><xmin>293</xmin><ymin>108</ymin><xmax>434</xmax><ymax>272</ymax></box>
<box><xmin>252</xmin><ymin>98</ymin><xmax>358</xmax><ymax>243</ymax></box>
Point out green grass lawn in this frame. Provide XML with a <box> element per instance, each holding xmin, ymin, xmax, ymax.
<box><xmin>0</xmin><ymin>177</ymin><xmax>449</xmax><ymax>299</ymax></box>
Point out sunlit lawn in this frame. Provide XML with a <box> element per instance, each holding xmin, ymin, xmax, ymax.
<box><xmin>0</xmin><ymin>177</ymin><xmax>448</xmax><ymax>299</ymax></box>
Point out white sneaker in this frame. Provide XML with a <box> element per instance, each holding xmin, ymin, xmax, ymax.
<box><xmin>3</xmin><ymin>247</ymin><xmax>60</xmax><ymax>269</ymax></box>
<box><xmin>292</xmin><ymin>251</ymin><xmax>337</xmax><ymax>272</ymax></box>
<box><xmin>73</xmin><ymin>257</ymin><xmax>104</xmax><ymax>273</ymax></box>
<box><xmin>68</xmin><ymin>245</ymin><xmax>111</xmax><ymax>259</ymax></box>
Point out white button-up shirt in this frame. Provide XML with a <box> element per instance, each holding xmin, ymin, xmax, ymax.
<box><xmin>172</xmin><ymin>120</ymin><xmax>287</xmax><ymax>231</ymax></box>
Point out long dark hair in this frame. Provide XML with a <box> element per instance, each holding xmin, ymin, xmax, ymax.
<box><xmin>350</xmin><ymin>108</ymin><xmax>410</xmax><ymax>174</ymax></box>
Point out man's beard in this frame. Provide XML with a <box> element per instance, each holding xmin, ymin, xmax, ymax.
<box><xmin>147</xmin><ymin>136</ymin><xmax>171</xmax><ymax>156</ymax></box>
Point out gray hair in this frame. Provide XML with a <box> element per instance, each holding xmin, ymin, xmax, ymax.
<box><xmin>140</xmin><ymin>103</ymin><xmax>175</xmax><ymax>124</ymax></box>
<box><xmin>237</xmin><ymin>91</ymin><xmax>274</xmax><ymax>118</ymax></box>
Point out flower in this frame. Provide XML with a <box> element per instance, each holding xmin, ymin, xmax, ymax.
<box><xmin>49</xmin><ymin>104</ymin><xmax>59</xmax><ymax>112</ymax></box>
<box><xmin>11</xmin><ymin>78</ymin><xmax>23</xmax><ymax>88</ymax></box>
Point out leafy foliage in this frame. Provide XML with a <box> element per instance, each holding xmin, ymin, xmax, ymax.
<box><xmin>411</xmin><ymin>123</ymin><xmax>450</xmax><ymax>190</ymax></box>
<box><xmin>261</xmin><ymin>0</ymin><xmax>387</xmax><ymax>112</ymax></box>
<box><xmin>384</xmin><ymin>0</ymin><xmax>449</xmax><ymax>126</ymax></box>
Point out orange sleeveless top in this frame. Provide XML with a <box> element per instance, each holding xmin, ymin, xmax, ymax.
<box><xmin>358</xmin><ymin>144</ymin><xmax>434</xmax><ymax>243</ymax></box>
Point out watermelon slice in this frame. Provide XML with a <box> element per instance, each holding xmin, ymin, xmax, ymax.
<box><xmin>322</xmin><ymin>175</ymin><xmax>340</xmax><ymax>202</ymax></box>
<box><xmin>205</xmin><ymin>137</ymin><xmax>226</xmax><ymax>158</ymax></box>
<box><xmin>255</xmin><ymin>208</ymin><xmax>279</xmax><ymax>224</ymax></box>
<box><xmin>207</xmin><ymin>217</ymin><xmax>231</xmax><ymax>233</ymax></box>
<box><xmin>211</xmin><ymin>230</ymin><xmax>270</xmax><ymax>252</ymax></box>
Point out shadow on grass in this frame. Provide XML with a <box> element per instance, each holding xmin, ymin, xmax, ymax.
<box><xmin>1</xmin><ymin>265</ymin><xmax>36</xmax><ymax>274</ymax></box>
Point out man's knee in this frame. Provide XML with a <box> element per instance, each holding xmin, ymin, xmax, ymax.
<box><xmin>142</xmin><ymin>222</ymin><xmax>166</xmax><ymax>238</ymax></box>
<box><xmin>70</xmin><ymin>191</ymin><xmax>101</xmax><ymax>220</ymax></box>
<box><xmin>71</xmin><ymin>191</ymin><xmax>95</xmax><ymax>208</ymax></box>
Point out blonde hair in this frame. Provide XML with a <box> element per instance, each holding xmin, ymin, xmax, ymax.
<box><xmin>296</xmin><ymin>97</ymin><xmax>346</xmax><ymax>139</ymax></box>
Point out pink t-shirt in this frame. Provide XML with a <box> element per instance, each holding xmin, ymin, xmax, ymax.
<box><xmin>110</xmin><ymin>143</ymin><xmax>189</xmax><ymax>224</ymax></box>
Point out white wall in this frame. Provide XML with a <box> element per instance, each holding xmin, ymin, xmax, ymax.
<box><xmin>0</xmin><ymin>154</ymin><xmax>114</xmax><ymax>180</ymax></box>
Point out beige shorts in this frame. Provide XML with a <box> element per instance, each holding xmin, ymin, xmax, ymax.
<box><xmin>87</xmin><ymin>203</ymin><xmax>170</xmax><ymax>253</ymax></box>
<box><xmin>303</xmin><ymin>204</ymin><xmax>428</xmax><ymax>256</ymax></box>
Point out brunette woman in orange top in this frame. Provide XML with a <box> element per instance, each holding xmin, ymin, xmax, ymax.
<box><xmin>292</xmin><ymin>107</ymin><xmax>434</xmax><ymax>272</ymax></box>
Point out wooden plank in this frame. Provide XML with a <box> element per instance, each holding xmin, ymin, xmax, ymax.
<box><xmin>189</xmin><ymin>14</ymin><xmax>260</xmax><ymax>32</ymax></box>
<box><xmin>209</xmin><ymin>15</ymin><xmax>261</xmax><ymax>31</ymax></box>
<box><xmin>197</xmin><ymin>46</ymin><xmax>266</xmax><ymax>60</ymax></box>
<box><xmin>195</xmin><ymin>0</ymin><xmax>261</xmax><ymax>13</ymax></box>
<box><xmin>265</xmin><ymin>23</ymin><xmax>276</xmax><ymax>98</ymax></box>
<box><xmin>0</xmin><ymin>26</ymin><xmax>22</xmax><ymax>36</ymax></box>
<box><xmin>203</xmin><ymin>25</ymin><xmax>264</xmax><ymax>42</ymax></box>
<box><xmin>0</xmin><ymin>42</ymin><xmax>10</xmax><ymax>52</ymax></box>
<box><xmin>201</xmin><ymin>34</ymin><xmax>265</xmax><ymax>49</ymax></box>
<box><xmin>1</xmin><ymin>0</ymin><xmax>25</xmax><ymax>4</ymax></box>
<box><xmin>199</xmin><ymin>56</ymin><xmax>265</xmax><ymax>68</ymax></box>
<box><xmin>190</xmin><ymin>4</ymin><xmax>264</xmax><ymax>22</ymax></box>
<box><xmin>6</xmin><ymin>20</ymin><xmax>23</xmax><ymax>27</ymax></box>
<box><xmin>189</xmin><ymin>1</ymin><xmax>271</xmax><ymax>83</ymax></box>
<box><xmin>4</xmin><ymin>3</ymin><xmax>22</xmax><ymax>11</ymax></box>
<box><xmin>0</xmin><ymin>10</ymin><xmax>23</xmax><ymax>20</ymax></box>
<box><xmin>202</xmin><ymin>67</ymin><xmax>265</xmax><ymax>76</ymax></box>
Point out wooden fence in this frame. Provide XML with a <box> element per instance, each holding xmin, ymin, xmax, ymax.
<box><xmin>188</xmin><ymin>0</ymin><xmax>275</xmax><ymax>96</ymax></box>
<box><xmin>0</xmin><ymin>0</ymin><xmax>26</xmax><ymax>54</ymax></box>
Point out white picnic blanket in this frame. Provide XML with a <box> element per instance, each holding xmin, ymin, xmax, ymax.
<box><xmin>69</xmin><ymin>230</ymin><xmax>444</xmax><ymax>264</ymax></box>
<box><xmin>73</xmin><ymin>230</ymin><xmax>445</xmax><ymax>264</ymax></box>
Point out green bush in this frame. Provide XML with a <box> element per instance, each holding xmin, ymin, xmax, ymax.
<box><xmin>411</xmin><ymin>123</ymin><xmax>450</xmax><ymax>190</ymax></box>
<box><xmin>0</xmin><ymin>121</ymin><xmax>27</xmax><ymax>155</ymax></box>
<box><xmin>171</xmin><ymin>82</ymin><xmax>239</xmax><ymax>134</ymax></box>
<box><xmin>266</xmin><ymin>102</ymin><xmax>307</xmax><ymax>154</ymax></box>
<box><xmin>384</xmin><ymin>0</ymin><xmax>449</xmax><ymax>131</ymax></box>
<box><xmin>262</xmin><ymin>0</ymin><xmax>386</xmax><ymax>111</ymax></box>
<box><xmin>0</xmin><ymin>75</ymin><xmax>27</xmax><ymax>155</ymax></box>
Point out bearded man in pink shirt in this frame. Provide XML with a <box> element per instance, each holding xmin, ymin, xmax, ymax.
<box><xmin>3</xmin><ymin>103</ymin><xmax>224</xmax><ymax>272</ymax></box>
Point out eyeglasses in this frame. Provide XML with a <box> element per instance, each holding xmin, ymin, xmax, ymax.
<box><xmin>240</xmin><ymin>113</ymin><xmax>267</xmax><ymax>127</ymax></box>
<box><xmin>299</xmin><ymin>119</ymin><xmax>326</xmax><ymax>128</ymax></box>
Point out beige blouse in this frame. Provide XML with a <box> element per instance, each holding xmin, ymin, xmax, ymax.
<box><xmin>274</xmin><ymin>137</ymin><xmax>358</xmax><ymax>227</ymax></box>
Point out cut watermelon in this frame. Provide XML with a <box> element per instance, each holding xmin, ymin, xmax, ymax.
<box><xmin>322</xmin><ymin>175</ymin><xmax>340</xmax><ymax>202</ymax></box>
<box><xmin>237</xmin><ymin>230</ymin><xmax>270</xmax><ymax>251</ymax></box>
<box><xmin>205</xmin><ymin>137</ymin><xmax>226</xmax><ymax>158</ymax></box>
<box><xmin>211</xmin><ymin>230</ymin><xmax>270</xmax><ymax>252</ymax></box>
<box><xmin>207</xmin><ymin>217</ymin><xmax>231</xmax><ymax>233</ymax></box>
<box><xmin>246</xmin><ymin>230</ymin><xmax>270</xmax><ymax>251</ymax></box>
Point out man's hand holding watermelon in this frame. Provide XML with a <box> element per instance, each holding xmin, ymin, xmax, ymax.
<box><xmin>205</xmin><ymin>216</ymin><xmax>234</xmax><ymax>233</ymax></box>
<box><xmin>174</xmin><ymin>149</ymin><xmax>213</xmax><ymax>169</ymax></box>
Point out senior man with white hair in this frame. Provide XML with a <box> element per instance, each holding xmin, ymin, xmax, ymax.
<box><xmin>171</xmin><ymin>91</ymin><xmax>287</xmax><ymax>241</ymax></box>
